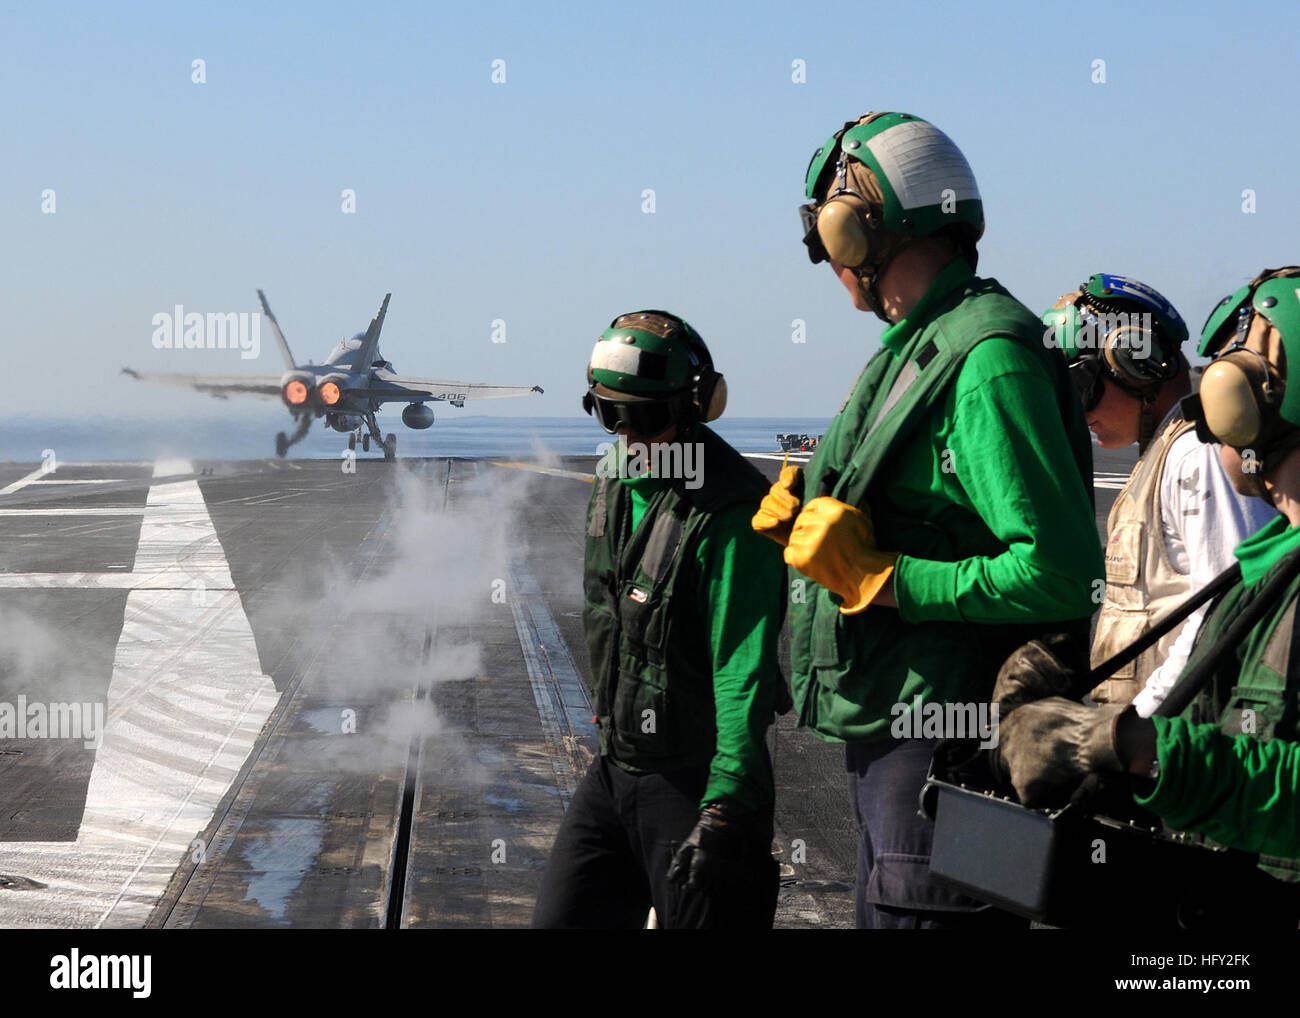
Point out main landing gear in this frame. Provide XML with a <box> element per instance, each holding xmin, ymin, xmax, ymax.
<box><xmin>278</xmin><ymin>411</ymin><xmax>398</xmax><ymax>461</ymax></box>
<box><xmin>345</xmin><ymin>411</ymin><xmax>397</xmax><ymax>461</ymax></box>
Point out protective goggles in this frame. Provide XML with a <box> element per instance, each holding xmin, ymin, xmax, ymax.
<box><xmin>800</xmin><ymin>133</ymin><xmax>863</xmax><ymax>265</ymax></box>
<box><xmin>1069</xmin><ymin>356</ymin><xmax>1106</xmax><ymax>413</ymax></box>
<box><xmin>800</xmin><ymin>203</ymin><xmax>828</xmax><ymax>264</ymax></box>
<box><xmin>582</xmin><ymin>389</ymin><xmax>682</xmax><ymax>436</ymax></box>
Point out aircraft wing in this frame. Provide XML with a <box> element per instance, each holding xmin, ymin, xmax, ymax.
<box><xmin>121</xmin><ymin>368</ymin><xmax>284</xmax><ymax>400</ymax></box>
<box><xmin>355</xmin><ymin>370</ymin><xmax>544</xmax><ymax>403</ymax></box>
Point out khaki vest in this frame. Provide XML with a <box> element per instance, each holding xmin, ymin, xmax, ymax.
<box><xmin>1090</xmin><ymin>413</ymin><xmax>1198</xmax><ymax>704</ymax></box>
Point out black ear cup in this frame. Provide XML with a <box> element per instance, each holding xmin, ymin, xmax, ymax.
<box><xmin>698</xmin><ymin>373</ymin><xmax>726</xmax><ymax>422</ymax></box>
<box><xmin>685</xmin><ymin>350</ymin><xmax>725</xmax><ymax>424</ymax></box>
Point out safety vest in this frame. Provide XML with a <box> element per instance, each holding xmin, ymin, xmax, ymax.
<box><xmin>1182</xmin><ymin>549</ymin><xmax>1300</xmax><ymax>879</ymax></box>
<box><xmin>1089</xmin><ymin>413</ymin><xmax>1198</xmax><ymax>704</ymax></box>
<box><xmin>582</xmin><ymin>425</ymin><xmax>773</xmax><ymax>770</ymax></box>
<box><xmin>790</xmin><ymin>275</ymin><xmax>1095</xmax><ymax>739</ymax></box>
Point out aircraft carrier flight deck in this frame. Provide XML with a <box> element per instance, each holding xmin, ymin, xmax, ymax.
<box><xmin>0</xmin><ymin>451</ymin><xmax>1130</xmax><ymax>929</ymax></box>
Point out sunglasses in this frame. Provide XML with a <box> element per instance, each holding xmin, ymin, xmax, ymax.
<box><xmin>583</xmin><ymin>390</ymin><xmax>682</xmax><ymax>436</ymax></box>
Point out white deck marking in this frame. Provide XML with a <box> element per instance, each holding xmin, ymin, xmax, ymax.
<box><xmin>0</xmin><ymin>464</ymin><xmax>56</xmax><ymax>495</ymax></box>
<box><xmin>742</xmin><ymin>452</ymin><xmax>815</xmax><ymax>463</ymax></box>
<box><xmin>0</xmin><ymin>459</ymin><xmax>280</xmax><ymax>928</ymax></box>
<box><xmin>488</xmin><ymin>460</ymin><xmax>595</xmax><ymax>482</ymax></box>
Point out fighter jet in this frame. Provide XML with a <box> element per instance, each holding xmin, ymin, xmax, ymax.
<box><xmin>123</xmin><ymin>291</ymin><xmax>543</xmax><ymax>460</ymax></box>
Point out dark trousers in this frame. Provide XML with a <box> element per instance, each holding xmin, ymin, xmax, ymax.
<box><xmin>532</xmin><ymin>754</ymin><xmax>779</xmax><ymax>929</ymax></box>
<box><xmin>846</xmin><ymin>737</ymin><xmax>1026</xmax><ymax>930</ymax></box>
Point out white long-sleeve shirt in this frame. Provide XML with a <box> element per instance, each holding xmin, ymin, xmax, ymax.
<box><xmin>1130</xmin><ymin>430</ymin><xmax>1278</xmax><ymax>717</ymax></box>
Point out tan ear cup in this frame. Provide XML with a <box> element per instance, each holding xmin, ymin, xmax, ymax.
<box><xmin>1200</xmin><ymin>354</ymin><xmax>1270</xmax><ymax>447</ymax></box>
<box><xmin>817</xmin><ymin>194</ymin><xmax>871</xmax><ymax>268</ymax></box>
<box><xmin>703</xmin><ymin>374</ymin><xmax>727</xmax><ymax>422</ymax></box>
<box><xmin>1103</xmin><ymin>321</ymin><xmax>1160</xmax><ymax>387</ymax></box>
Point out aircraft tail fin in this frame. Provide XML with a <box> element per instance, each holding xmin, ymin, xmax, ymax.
<box><xmin>353</xmin><ymin>293</ymin><xmax>392</xmax><ymax>374</ymax></box>
<box><xmin>257</xmin><ymin>289</ymin><xmax>297</xmax><ymax>371</ymax></box>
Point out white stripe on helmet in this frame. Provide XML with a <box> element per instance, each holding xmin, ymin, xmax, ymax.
<box><xmin>866</xmin><ymin>120</ymin><xmax>980</xmax><ymax>211</ymax></box>
<box><xmin>590</xmin><ymin>339</ymin><xmax>645</xmax><ymax>376</ymax></box>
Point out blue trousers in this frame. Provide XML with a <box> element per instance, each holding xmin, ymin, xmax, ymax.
<box><xmin>846</xmin><ymin>737</ymin><xmax>1025</xmax><ymax>929</ymax></box>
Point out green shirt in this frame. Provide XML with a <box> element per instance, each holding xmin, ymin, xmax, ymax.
<box><xmin>870</xmin><ymin>261</ymin><xmax>1099</xmax><ymax>623</ymax></box>
<box><xmin>1137</xmin><ymin>516</ymin><xmax>1300</xmax><ymax>862</ymax></box>
<box><xmin>620</xmin><ymin>459</ymin><xmax>785</xmax><ymax>811</ymax></box>
<box><xmin>888</xmin><ymin>334</ymin><xmax>1100</xmax><ymax>624</ymax></box>
<box><xmin>1141</xmin><ymin>715</ymin><xmax>1300</xmax><ymax>860</ymax></box>
<box><xmin>792</xmin><ymin>261</ymin><xmax>1102</xmax><ymax>741</ymax></box>
<box><xmin>1236</xmin><ymin>513</ymin><xmax>1300</xmax><ymax>586</ymax></box>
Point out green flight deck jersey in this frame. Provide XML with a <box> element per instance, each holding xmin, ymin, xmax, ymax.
<box><xmin>582</xmin><ymin>424</ymin><xmax>787</xmax><ymax>811</ymax></box>
<box><xmin>1138</xmin><ymin>515</ymin><xmax>1300</xmax><ymax>872</ymax></box>
<box><xmin>790</xmin><ymin>259</ymin><xmax>1104</xmax><ymax>743</ymax></box>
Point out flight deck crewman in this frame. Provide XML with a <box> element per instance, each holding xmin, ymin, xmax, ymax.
<box><xmin>752</xmin><ymin>112</ymin><xmax>1105</xmax><ymax>929</ymax></box>
<box><xmin>532</xmin><ymin>310</ymin><xmax>786</xmax><ymax>929</ymax></box>
<box><xmin>1043</xmin><ymin>275</ymin><xmax>1275</xmax><ymax>714</ymax></box>
<box><xmin>995</xmin><ymin>266</ymin><xmax>1300</xmax><ymax>882</ymax></box>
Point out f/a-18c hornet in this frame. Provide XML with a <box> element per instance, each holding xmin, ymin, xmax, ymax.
<box><xmin>123</xmin><ymin>291</ymin><xmax>543</xmax><ymax>460</ymax></box>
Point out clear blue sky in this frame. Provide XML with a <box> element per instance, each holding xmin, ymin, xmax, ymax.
<box><xmin>5</xmin><ymin>0</ymin><xmax>1297</xmax><ymax>421</ymax></box>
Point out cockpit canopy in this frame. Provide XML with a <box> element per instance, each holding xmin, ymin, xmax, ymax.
<box><xmin>324</xmin><ymin>335</ymin><xmax>391</xmax><ymax>372</ymax></box>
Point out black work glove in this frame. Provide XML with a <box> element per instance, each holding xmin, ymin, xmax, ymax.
<box><xmin>666</xmin><ymin>804</ymin><xmax>744</xmax><ymax>892</ymax></box>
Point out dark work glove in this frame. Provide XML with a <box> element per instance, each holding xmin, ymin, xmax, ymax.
<box><xmin>666</xmin><ymin>804</ymin><xmax>744</xmax><ymax>892</ymax></box>
<box><xmin>992</xmin><ymin>634</ymin><xmax>1085</xmax><ymax>713</ymax></box>
<box><xmin>992</xmin><ymin>698</ymin><xmax>1127</xmax><ymax>808</ymax></box>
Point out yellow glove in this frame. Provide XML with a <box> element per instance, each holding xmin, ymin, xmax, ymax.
<box><xmin>785</xmin><ymin>497</ymin><xmax>898</xmax><ymax>614</ymax></box>
<box><xmin>751</xmin><ymin>464</ymin><xmax>805</xmax><ymax>547</ymax></box>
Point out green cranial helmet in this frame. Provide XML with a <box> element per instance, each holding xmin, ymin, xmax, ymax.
<box><xmin>582</xmin><ymin>310</ymin><xmax>727</xmax><ymax>434</ymax></box>
<box><xmin>800</xmin><ymin>113</ymin><xmax>984</xmax><ymax>321</ymax></box>
<box><xmin>1195</xmin><ymin>267</ymin><xmax>1300</xmax><ymax>448</ymax></box>
<box><xmin>586</xmin><ymin>311</ymin><xmax>702</xmax><ymax>400</ymax></box>
<box><xmin>802</xmin><ymin>113</ymin><xmax>984</xmax><ymax>255</ymax></box>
